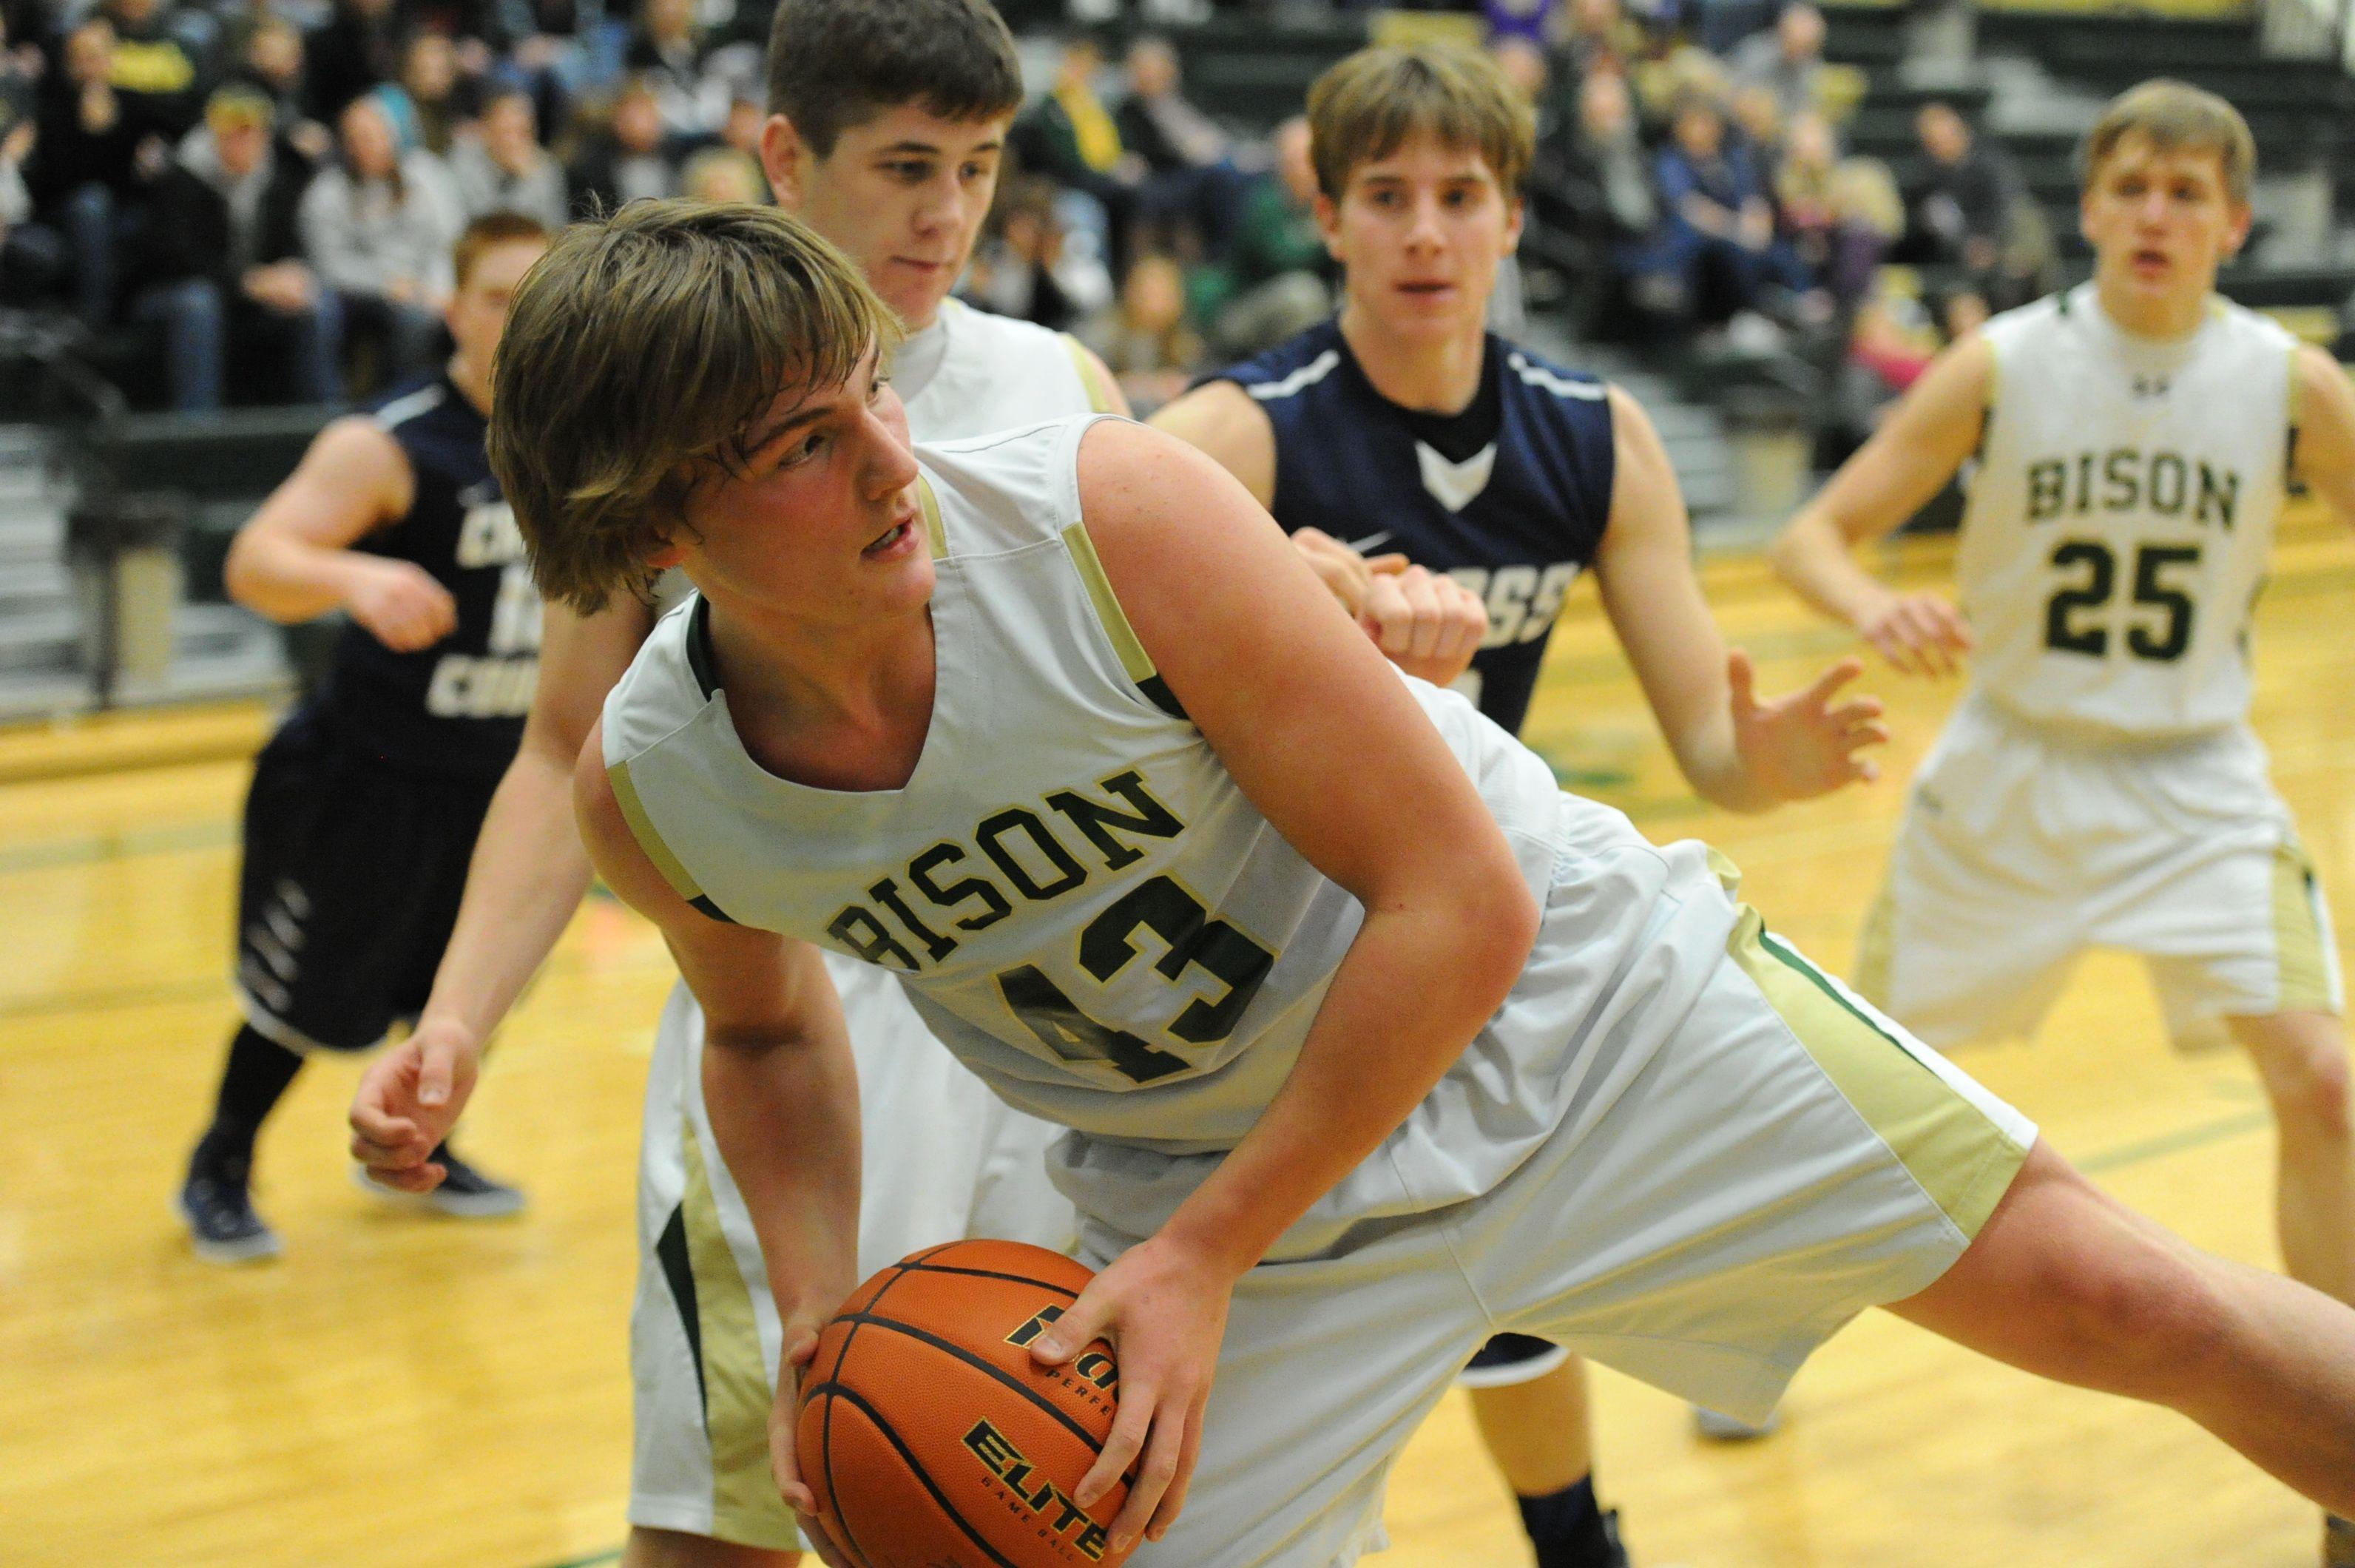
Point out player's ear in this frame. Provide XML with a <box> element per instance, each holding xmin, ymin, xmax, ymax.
<box><xmin>762</xmin><ymin>112</ymin><xmax>805</xmax><ymax>208</ymax></box>
<box><xmin>2223</xmin><ymin>199</ymin><xmax>2254</xmax><ymax>259</ymax></box>
<box><xmin>1314</xmin><ymin>191</ymin><xmax>1342</xmax><ymax>263</ymax></box>
<box><xmin>1502</xmin><ymin>193</ymin><xmax>1526</xmax><ymax>254</ymax></box>
<box><xmin>646</xmin><ymin>536</ymin><xmax>687</xmax><ymax>570</ymax></box>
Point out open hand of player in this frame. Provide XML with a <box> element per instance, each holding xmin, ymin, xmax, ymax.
<box><xmin>1729</xmin><ymin>649</ymin><xmax>1888</xmax><ymax>802</ymax></box>
<box><xmin>345</xmin><ymin>558</ymin><xmax>459</xmax><ymax>652</ymax></box>
<box><xmin>1360</xmin><ymin>560</ymin><xmax>1488</xmax><ymax>687</ymax></box>
<box><xmin>347</xmin><ymin>1018</ymin><xmax>481</xmax><ymax>1192</ymax></box>
<box><xmin>1856</xmin><ymin>588</ymin><xmax>1972</xmax><ymax>677</ymax></box>
<box><xmin>1028</xmin><ymin>1232</ymin><xmax>1235</xmax><ymax>1554</ymax></box>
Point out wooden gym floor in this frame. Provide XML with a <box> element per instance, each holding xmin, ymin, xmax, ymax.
<box><xmin>4</xmin><ymin>510</ymin><xmax>2351</xmax><ymax>1568</ymax></box>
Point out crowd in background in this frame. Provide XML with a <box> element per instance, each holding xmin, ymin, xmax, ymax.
<box><xmin>0</xmin><ymin>0</ymin><xmax>2061</xmax><ymax>422</ymax></box>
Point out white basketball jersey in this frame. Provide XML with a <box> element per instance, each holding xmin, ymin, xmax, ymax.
<box><xmin>1959</xmin><ymin>283</ymin><xmax>2299</xmax><ymax>737</ymax></box>
<box><xmin>604</xmin><ymin>416</ymin><xmax>1567</xmax><ymax>1158</ymax></box>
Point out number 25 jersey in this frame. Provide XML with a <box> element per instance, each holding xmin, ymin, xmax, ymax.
<box><xmin>1959</xmin><ymin>283</ymin><xmax>2298</xmax><ymax>738</ymax></box>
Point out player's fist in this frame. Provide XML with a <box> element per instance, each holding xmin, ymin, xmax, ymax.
<box><xmin>348</xmin><ymin>1018</ymin><xmax>480</xmax><ymax>1192</ymax></box>
<box><xmin>1291</xmin><ymin>527</ymin><xmax>1377</xmax><ymax>616</ymax></box>
<box><xmin>1856</xmin><ymin>589</ymin><xmax>1972</xmax><ymax>677</ymax></box>
<box><xmin>345</xmin><ymin>558</ymin><xmax>459</xmax><ymax>652</ymax></box>
<box><xmin>1360</xmin><ymin>561</ymin><xmax>1487</xmax><ymax>686</ymax></box>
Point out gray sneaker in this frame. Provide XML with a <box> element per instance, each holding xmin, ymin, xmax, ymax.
<box><xmin>354</xmin><ymin>1144</ymin><xmax>526</xmax><ymax>1218</ymax></box>
<box><xmin>1692</xmin><ymin>1403</ymin><xmax>1783</xmax><ymax>1441</ymax></box>
<box><xmin>2325</xmin><ymin>1514</ymin><xmax>2355</xmax><ymax>1568</ymax></box>
<box><xmin>178</xmin><ymin>1143</ymin><xmax>283</xmax><ymax>1264</ymax></box>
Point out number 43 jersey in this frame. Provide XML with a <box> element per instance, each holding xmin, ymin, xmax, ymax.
<box><xmin>601</xmin><ymin>416</ymin><xmax>1572</xmax><ymax>1166</ymax></box>
<box><xmin>1959</xmin><ymin>283</ymin><xmax>2299</xmax><ymax>738</ymax></box>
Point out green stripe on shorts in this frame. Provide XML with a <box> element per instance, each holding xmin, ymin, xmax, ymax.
<box><xmin>1727</xmin><ymin>907</ymin><xmax>2027</xmax><ymax>1240</ymax></box>
<box><xmin>679</xmin><ymin>1118</ymin><xmax>801</xmax><ymax>1550</ymax></box>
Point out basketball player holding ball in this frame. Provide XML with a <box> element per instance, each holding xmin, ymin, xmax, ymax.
<box><xmin>416</xmin><ymin>196</ymin><xmax>2355</xmax><ymax>1567</ymax></box>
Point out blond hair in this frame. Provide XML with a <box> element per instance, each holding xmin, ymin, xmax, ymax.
<box><xmin>2080</xmin><ymin>78</ymin><xmax>2256</xmax><ymax>206</ymax></box>
<box><xmin>488</xmin><ymin>200</ymin><xmax>899</xmax><ymax>612</ymax></box>
<box><xmin>1305</xmin><ymin>43</ymin><xmax>1535</xmax><ymax>200</ymax></box>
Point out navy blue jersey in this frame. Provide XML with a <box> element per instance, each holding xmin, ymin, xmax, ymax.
<box><xmin>1209</xmin><ymin>320</ymin><xmax>1615</xmax><ymax>734</ymax></box>
<box><xmin>312</xmin><ymin>373</ymin><xmax>541</xmax><ymax>778</ymax></box>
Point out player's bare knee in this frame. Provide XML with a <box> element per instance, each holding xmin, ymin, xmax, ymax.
<box><xmin>2251</xmin><ymin>1023</ymin><xmax>2354</xmax><ymax>1141</ymax></box>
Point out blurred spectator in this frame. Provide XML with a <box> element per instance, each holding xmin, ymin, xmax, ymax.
<box><xmin>101</xmin><ymin>0</ymin><xmax>209</xmax><ymax>129</ymax></box>
<box><xmin>1899</xmin><ymin>99</ymin><xmax>2053</xmax><ymax>311</ymax></box>
<box><xmin>624</xmin><ymin>0</ymin><xmax>721</xmax><ymax>139</ymax></box>
<box><xmin>450</xmin><ymin>85</ymin><xmax>565</xmax><ymax>228</ymax></box>
<box><xmin>1201</xmin><ymin>112</ymin><xmax>1330</xmax><ymax>356</ymax></box>
<box><xmin>1628</xmin><ymin>18</ymin><xmax>1725</xmax><ymax>135</ymax></box>
<box><xmin>300</xmin><ymin>92</ymin><xmax>456</xmax><ymax>386</ymax></box>
<box><xmin>303</xmin><ymin>0</ymin><xmax>402</xmax><ymax>121</ymax></box>
<box><xmin>136</xmin><ymin>85</ymin><xmax>339</xmax><ymax>408</ymax></box>
<box><xmin>1115</xmin><ymin>35</ymin><xmax>1243</xmax><ymax>256</ymax></box>
<box><xmin>566</xmin><ymin>75</ymin><xmax>673</xmax><ymax>212</ymax></box>
<box><xmin>1484</xmin><ymin>0</ymin><xmax>1559</xmax><ymax>50</ymax></box>
<box><xmin>1530</xmin><ymin>68</ymin><xmax>1674</xmax><ymax>337</ymax></box>
<box><xmin>679</xmin><ymin>142</ymin><xmax>760</xmax><ymax>203</ymax></box>
<box><xmin>962</xmin><ymin>173</ymin><xmax>1075</xmax><ymax>331</ymax></box>
<box><xmin>719</xmin><ymin>90</ymin><xmax>761</xmax><ymax>162</ymax></box>
<box><xmin>1728</xmin><ymin>2</ymin><xmax>1825</xmax><ymax>126</ymax></box>
<box><xmin>1011</xmin><ymin>33</ymin><xmax>1138</xmax><ymax>271</ymax></box>
<box><xmin>397</xmin><ymin>30</ymin><xmax>465</xmax><ymax>155</ymax></box>
<box><xmin>234</xmin><ymin>16</ymin><xmax>334</xmax><ymax>164</ymax></box>
<box><xmin>1556</xmin><ymin>0</ymin><xmax>1641</xmax><ymax>88</ymax></box>
<box><xmin>31</xmin><ymin>18</ymin><xmax>175</xmax><ymax>328</ymax></box>
<box><xmin>1081</xmin><ymin>252</ymin><xmax>1200</xmax><ymax>413</ymax></box>
<box><xmin>1</xmin><ymin>109</ymin><xmax>65</xmax><ymax>306</ymax></box>
<box><xmin>1655</xmin><ymin>90</ymin><xmax>1817</xmax><ymax>329</ymax></box>
<box><xmin>1773</xmin><ymin>110</ymin><xmax>1897</xmax><ymax>308</ymax></box>
<box><xmin>1729</xmin><ymin>81</ymin><xmax>1782</xmax><ymax>169</ymax></box>
<box><xmin>0</xmin><ymin>5</ymin><xmax>33</xmax><ymax>135</ymax></box>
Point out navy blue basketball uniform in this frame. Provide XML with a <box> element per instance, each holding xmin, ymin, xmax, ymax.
<box><xmin>233</xmin><ymin>374</ymin><xmax>541</xmax><ymax>1052</ymax></box>
<box><xmin>1206</xmin><ymin>318</ymin><xmax>1616</xmax><ymax>734</ymax></box>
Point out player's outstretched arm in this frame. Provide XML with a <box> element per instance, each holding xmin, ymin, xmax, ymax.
<box><xmin>2291</xmin><ymin>345</ymin><xmax>2355</xmax><ymax>528</ymax></box>
<box><xmin>1594</xmin><ymin>386</ymin><xmax>1886</xmax><ymax>810</ymax></box>
<box><xmin>573</xmin><ymin>716</ymin><xmax>862</xmax><ymax>1557</ymax></box>
<box><xmin>223</xmin><ymin>417</ymin><xmax>453</xmax><ymax>650</ymax></box>
<box><xmin>1153</xmin><ymin>382</ymin><xmax>1489</xmax><ymax>680</ymax></box>
<box><xmin>1768</xmin><ymin>334</ymin><xmax>1990</xmax><ymax>676</ymax></box>
<box><xmin>349</xmin><ymin>595</ymin><xmax>655</xmax><ymax>1189</ymax></box>
<box><xmin>1027</xmin><ymin>419</ymin><xmax>1539</xmax><ymax>1553</ymax></box>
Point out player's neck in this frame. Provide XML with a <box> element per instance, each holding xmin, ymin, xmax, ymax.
<box><xmin>1337</xmin><ymin>301</ymin><xmax>1486</xmax><ymax>415</ymax></box>
<box><xmin>2091</xmin><ymin>271</ymin><xmax>2212</xmax><ymax>343</ymax></box>
<box><xmin>703</xmin><ymin>595</ymin><xmax>938</xmax><ymax>792</ymax></box>
<box><xmin>446</xmin><ymin>352</ymin><xmax>493</xmax><ymax>417</ymax></box>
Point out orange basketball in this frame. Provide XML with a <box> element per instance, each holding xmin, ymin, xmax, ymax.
<box><xmin>797</xmin><ymin>1240</ymin><xmax>1135</xmax><ymax>1568</ymax></box>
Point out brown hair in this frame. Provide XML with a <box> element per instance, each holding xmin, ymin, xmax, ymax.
<box><xmin>765</xmin><ymin>0</ymin><xmax>1023</xmax><ymax>158</ymax></box>
<box><xmin>488</xmin><ymin>200</ymin><xmax>899</xmax><ymax>612</ymax></box>
<box><xmin>1305</xmin><ymin>42</ymin><xmax>1535</xmax><ymax>200</ymax></box>
<box><xmin>453</xmin><ymin>209</ymin><xmax>550</xmax><ymax>289</ymax></box>
<box><xmin>2080</xmin><ymin>78</ymin><xmax>2256</xmax><ymax>206</ymax></box>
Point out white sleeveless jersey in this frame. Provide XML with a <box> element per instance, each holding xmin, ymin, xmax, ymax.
<box><xmin>604</xmin><ymin>416</ymin><xmax>1568</xmax><ymax>1158</ymax></box>
<box><xmin>1959</xmin><ymin>283</ymin><xmax>2300</xmax><ymax>737</ymax></box>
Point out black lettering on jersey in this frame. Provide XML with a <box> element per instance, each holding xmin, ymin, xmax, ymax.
<box><xmin>908</xmin><ymin>841</ymin><xmax>1014</xmax><ymax>933</ymax></box>
<box><xmin>1045</xmin><ymin>769</ymin><xmax>1183</xmax><ymax>871</ymax></box>
<box><xmin>828</xmin><ymin>905</ymin><xmax>919</xmax><ymax>970</ymax></box>
<box><xmin>2026</xmin><ymin>450</ymin><xmax>2240</xmax><ymax>529</ymax></box>
<box><xmin>2027</xmin><ymin>459</ymin><xmax>2067</xmax><ymax>521</ymax></box>
<box><xmin>868</xmin><ymin>876</ymin><xmax>956</xmax><ymax>962</ymax></box>
<box><xmin>2196</xmin><ymin>464</ymin><xmax>2239</xmax><ymax>530</ymax></box>
<box><xmin>2103</xmin><ymin>448</ymin><xmax>2140</xmax><ymax>511</ymax></box>
<box><xmin>976</xmin><ymin>808</ymin><xmax>1089</xmax><ymax>902</ymax></box>
<box><xmin>2073</xmin><ymin>452</ymin><xmax>2095</xmax><ymax>514</ymax></box>
<box><xmin>2149</xmin><ymin>453</ymin><xmax>2187</xmax><ymax>515</ymax></box>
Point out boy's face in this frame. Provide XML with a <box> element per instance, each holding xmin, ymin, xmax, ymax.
<box><xmin>1319</xmin><ymin>132</ymin><xmax>1523</xmax><ymax>342</ymax></box>
<box><xmin>447</xmin><ymin>238</ymin><xmax>550</xmax><ymax>389</ymax></box>
<box><xmin>765</xmin><ymin>101</ymin><xmax>1011</xmax><ymax>333</ymax></box>
<box><xmin>2080</xmin><ymin>132</ymin><xmax>2248</xmax><ymax>307</ymax></box>
<box><xmin>665</xmin><ymin>345</ymin><xmax>930</xmax><ymax>625</ymax></box>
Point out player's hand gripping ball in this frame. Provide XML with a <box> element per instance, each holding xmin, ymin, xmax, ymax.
<box><xmin>797</xmin><ymin>1240</ymin><xmax>1136</xmax><ymax>1568</ymax></box>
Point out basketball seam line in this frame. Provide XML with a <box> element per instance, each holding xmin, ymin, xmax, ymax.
<box><xmin>808</xmin><ymin>1384</ymin><xmax>1029</xmax><ymax>1568</ymax></box>
<box><xmin>825</xmin><ymin>1259</ymin><xmax>926</xmax><ymax>1568</ymax></box>
<box><xmin>891</xmin><ymin>1261</ymin><xmax>1083</xmax><ymax>1298</ymax></box>
<box><xmin>828</xmin><ymin>1310</ymin><xmax>1110</xmax><ymax>1453</ymax></box>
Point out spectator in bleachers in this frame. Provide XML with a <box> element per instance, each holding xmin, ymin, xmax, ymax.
<box><xmin>0</xmin><ymin>6</ymin><xmax>32</xmax><ymax>135</ymax></box>
<box><xmin>678</xmin><ymin>141</ymin><xmax>760</xmax><ymax>203</ymax></box>
<box><xmin>623</xmin><ymin>0</ymin><xmax>720</xmax><ymax>140</ymax></box>
<box><xmin>1</xmin><ymin>111</ymin><xmax>64</xmax><ymax>306</ymax></box>
<box><xmin>1081</xmin><ymin>249</ymin><xmax>1200</xmax><ymax>413</ymax></box>
<box><xmin>1727</xmin><ymin>1</ymin><xmax>1824</xmax><ymax>126</ymax></box>
<box><xmin>1200</xmin><ymin>113</ymin><xmax>1331</xmax><ymax>356</ymax></box>
<box><xmin>300</xmin><ymin>92</ymin><xmax>456</xmax><ymax>386</ymax></box>
<box><xmin>565</xmin><ymin>75</ymin><xmax>673</xmax><ymax>213</ymax></box>
<box><xmin>1484</xmin><ymin>0</ymin><xmax>1559</xmax><ymax>51</ymax></box>
<box><xmin>1655</xmin><ymin>88</ymin><xmax>1816</xmax><ymax>331</ymax></box>
<box><xmin>1555</xmin><ymin>0</ymin><xmax>1641</xmax><ymax>91</ymax></box>
<box><xmin>233</xmin><ymin>16</ymin><xmax>333</xmax><ymax>165</ymax></box>
<box><xmin>137</xmin><ymin>84</ymin><xmax>339</xmax><ymax>408</ymax></box>
<box><xmin>1115</xmin><ymin>35</ymin><xmax>1243</xmax><ymax>256</ymax></box>
<box><xmin>396</xmin><ymin>30</ymin><xmax>465</xmax><ymax>155</ymax></box>
<box><xmin>1899</xmin><ymin>98</ymin><xmax>2052</xmax><ymax>312</ymax></box>
<box><xmin>303</xmin><ymin>0</ymin><xmax>401</xmax><ymax>122</ymax></box>
<box><xmin>100</xmin><ymin>0</ymin><xmax>209</xmax><ymax>129</ymax></box>
<box><xmin>1011</xmin><ymin>32</ymin><xmax>1139</xmax><ymax>271</ymax></box>
<box><xmin>962</xmin><ymin>172</ymin><xmax>1075</xmax><ymax>331</ymax></box>
<box><xmin>718</xmin><ymin>89</ymin><xmax>761</xmax><ymax>162</ymax></box>
<box><xmin>450</xmin><ymin>84</ymin><xmax>565</xmax><ymax>228</ymax></box>
<box><xmin>31</xmin><ymin>18</ymin><xmax>175</xmax><ymax>328</ymax></box>
<box><xmin>1533</xmin><ymin>65</ymin><xmax>1678</xmax><ymax>338</ymax></box>
<box><xmin>1772</xmin><ymin>109</ymin><xmax>1895</xmax><ymax>309</ymax></box>
<box><xmin>1628</xmin><ymin>14</ymin><xmax>1726</xmax><ymax>136</ymax></box>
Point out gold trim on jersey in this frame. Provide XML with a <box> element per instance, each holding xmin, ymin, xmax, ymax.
<box><xmin>1061</xmin><ymin>520</ymin><xmax>1156</xmax><ymax>687</ymax></box>
<box><xmin>1726</xmin><ymin>906</ymin><xmax>2028</xmax><ymax>1239</ymax></box>
<box><xmin>610</xmin><ymin>760</ymin><xmax>709</xmax><ymax>907</ymax></box>
<box><xmin>917</xmin><ymin>476</ymin><xmax>948</xmax><ymax>558</ymax></box>
<box><xmin>680</xmin><ymin>1118</ymin><xmax>801</xmax><ymax>1548</ymax></box>
<box><xmin>1061</xmin><ymin>333</ymin><xmax>1119</xmax><ymax>413</ymax></box>
<box><xmin>2272</xmin><ymin>837</ymin><xmax>2339</xmax><ymax>1014</ymax></box>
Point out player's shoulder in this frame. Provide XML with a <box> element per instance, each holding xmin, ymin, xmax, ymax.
<box><xmin>914</xmin><ymin>413</ymin><xmax>1112</xmax><ymax>555</ymax></box>
<box><xmin>1493</xmin><ymin>335</ymin><xmax>1609</xmax><ymax>407</ymax></box>
<box><xmin>1201</xmin><ymin>317</ymin><xmax>1347</xmax><ymax>404</ymax></box>
<box><xmin>603</xmin><ymin>592</ymin><xmax>712</xmax><ymax>763</ymax></box>
<box><xmin>365</xmin><ymin>374</ymin><xmax>453</xmax><ymax>435</ymax></box>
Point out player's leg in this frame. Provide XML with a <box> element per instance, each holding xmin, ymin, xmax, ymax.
<box><xmin>1465</xmin><ymin>1351</ymin><xmax>1630</xmax><ymax>1568</ymax></box>
<box><xmin>1888</xmin><ymin>1135</ymin><xmax>2355</xmax><ymax>1513</ymax></box>
<box><xmin>2228</xmin><ymin>1010</ymin><xmax>2354</xmax><ymax>1303</ymax></box>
